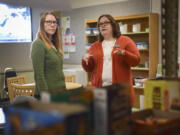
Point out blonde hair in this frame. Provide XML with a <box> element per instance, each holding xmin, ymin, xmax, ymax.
<box><xmin>37</xmin><ymin>11</ymin><xmax>63</xmax><ymax>56</ymax></box>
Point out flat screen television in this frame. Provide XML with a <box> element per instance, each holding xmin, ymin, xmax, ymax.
<box><xmin>0</xmin><ymin>3</ymin><xmax>32</xmax><ymax>43</ymax></box>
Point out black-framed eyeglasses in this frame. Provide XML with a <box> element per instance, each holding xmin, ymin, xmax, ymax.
<box><xmin>98</xmin><ymin>21</ymin><xmax>111</xmax><ymax>27</ymax></box>
<box><xmin>44</xmin><ymin>20</ymin><xmax>57</xmax><ymax>25</ymax></box>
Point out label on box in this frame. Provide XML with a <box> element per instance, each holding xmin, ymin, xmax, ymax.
<box><xmin>144</xmin><ymin>80</ymin><xmax>180</xmax><ymax>111</ymax></box>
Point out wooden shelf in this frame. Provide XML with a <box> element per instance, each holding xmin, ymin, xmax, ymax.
<box><xmin>139</xmin><ymin>49</ymin><xmax>149</xmax><ymax>52</ymax></box>
<box><xmin>86</xmin><ymin>34</ymin><xmax>98</xmax><ymax>37</ymax></box>
<box><xmin>122</xmin><ymin>31</ymin><xmax>149</xmax><ymax>35</ymax></box>
<box><xmin>133</xmin><ymin>86</ymin><xmax>144</xmax><ymax>90</ymax></box>
<box><xmin>131</xmin><ymin>67</ymin><xmax>149</xmax><ymax>71</ymax></box>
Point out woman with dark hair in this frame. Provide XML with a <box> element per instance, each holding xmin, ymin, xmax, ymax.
<box><xmin>31</xmin><ymin>11</ymin><xmax>65</xmax><ymax>97</ymax></box>
<box><xmin>82</xmin><ymin>14</ymin><xmax>140</xmax><ymax>105</ymax></box>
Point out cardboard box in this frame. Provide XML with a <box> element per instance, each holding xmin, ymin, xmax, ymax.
<box><xmin>44</xmin><ymin>87</ymin><xmax>94</xmax><ymax>135</ymax></box>
<box><xmin>132</xmin><ymin>109</ymin><xmax>180</xmax><ymax>135</ymax></box>
<box><xmin>144</xmin><ymin>79</ymin><xmax>180</xmax><ymax>111</ymax></box>
<box><xmin>50</xmin><ymin>87</ymin><xmax>93</xmax><ymax>104</ymax></box>
<box><xmin>94</xmin><ymin>83</ymin><xmax>132</xmax><ymax>135</ymax></box>
<box><xmin>4</xmin><ymin>101</ymin><xmax>89</xmax><ymax>135</ymax></box>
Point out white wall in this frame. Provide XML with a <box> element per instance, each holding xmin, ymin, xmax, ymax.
<box><xmin>71</xmin><ymin>0</ymin><xmax>129</xmax><ymax>9</ymax></box>
<box><xmin>152</xmin><ymin>0</ymin><xmax>161</xmax><ymax>63</ymax></box>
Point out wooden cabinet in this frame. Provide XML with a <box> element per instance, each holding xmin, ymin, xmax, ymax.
<box><xmin>85</xmin><ymin>13</ymin><xmax>159</xmax><ymax>107</ymax></box>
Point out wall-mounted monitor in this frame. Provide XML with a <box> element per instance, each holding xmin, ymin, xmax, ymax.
<box><xmin>0</xmin><ymin>3</ymin><xmax>32</xmax><ymax>43</ymax></box>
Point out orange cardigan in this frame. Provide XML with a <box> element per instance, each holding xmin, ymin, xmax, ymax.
<box><xmin>82</xmin><ymin>36</ymin><xmax>140</xmax><ymax>105</ymax></box>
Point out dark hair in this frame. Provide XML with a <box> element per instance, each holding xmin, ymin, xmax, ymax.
<box><xmin>97</xmin><ymin>14</ymin><xmax>121</xmax><ymax>42</ymax></box>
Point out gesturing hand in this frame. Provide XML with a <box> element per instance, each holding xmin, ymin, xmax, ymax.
<box><xmin>114</xmin><ymin>49</ymin><xmax>125</xmax><ymax>56</ymax></box>
<box><xmin>83</xmin><ymin>51</ymin><xmax>92</xmax><ymax>65</ymax></box>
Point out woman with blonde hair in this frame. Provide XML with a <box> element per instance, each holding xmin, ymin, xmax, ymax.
<box><xmin>31</xmin><ymin>11</ymin><xmax>65</xmax><ymax>97</ymax></box>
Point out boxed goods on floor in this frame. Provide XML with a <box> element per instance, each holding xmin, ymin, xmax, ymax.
<box><xmin>144</xmin><ymin>79</ymin><xmax>180</xmax><ymax>111</ymax></box>
<box><xmin>132</xmin><ymin>109</ymin><xmax>180</xmax><ymax>135</ymax></box>
<box><xmin>49</xmin><ymin>87</ymin><xmax>93</xmax><ymax>104</ymax></box>
<box><xmin>94</xmin><ymin>83</ymin><xmax>132</xmax><ymax>135</ymax></box>
<box><xmin>4</xmin><ymin>101</ymin><xmax>89</xmax><ymax>135</ymax></box>
<box><xmin>43</xmin><ymin>87</ymin><xmax>94</xmax><ymax>135</ymax></box>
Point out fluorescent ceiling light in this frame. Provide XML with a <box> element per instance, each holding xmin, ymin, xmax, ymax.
<box><xmin>71</xmin><ymin>0</ymin><xmax>129</xmax><ymax>9</ymax></box>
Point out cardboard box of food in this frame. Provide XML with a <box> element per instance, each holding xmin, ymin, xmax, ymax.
<box><xmin>4</xmin><ymin>101</ymin><xmax>89</xmax><ymax>135</ymax></box>
<box><xmin>47</xmin><ymin>87</ymin><xmax>94</xmax><ymax>135</ymax></box>
<box><xmin>94</xmin><ymin>83</ymin><xmax>132</xmax><ymax>135</ymax></box>
<box><xmin>132</xmin><ymin>109</ymin><xmax>180</xmax><ymax>135</ymax></box>
<box><xmin>144</xmin><ymin>79</ymin><xmax>180</xmax><ymax>111</ymax></box>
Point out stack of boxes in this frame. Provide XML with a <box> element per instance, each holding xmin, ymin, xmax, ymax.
<box><xmin>4</xmin><ymin>83</ymin><xmax>133</xmax><ymax>135</ymax></box>
<box><xmin>94</xmin><ymin>83</ymin><xmax>132</xmax><ymax>135</ymax></box>
<box><xmin>131</xmin><ymin>79</ymin><xmax>180</xmax><ymax>135</ymax></box>
<box><xmin>4</xmin><ymin>101</ymin><xmax>89</xmax><ymax>135</ymax></box>
<box><xmin>4</xmin><ymin>80</ymin><xmax>180</xmax><ymax>135</ymax></box>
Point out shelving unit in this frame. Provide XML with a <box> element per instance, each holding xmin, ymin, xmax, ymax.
<box><xmin>85</xmin><ymin>13</ymin><xmax>159</xmax><ymax>107</ymax></box>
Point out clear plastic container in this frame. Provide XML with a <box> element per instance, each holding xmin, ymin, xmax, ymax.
<box><xmin>93</xmin><ymin>28</ymin><xmax>99</xmax><ymax>35</ymax></box>
<box><xmin>85</xmin><ymin>28</ymin><xmax>92</xmax><ymax>35</ymax></box>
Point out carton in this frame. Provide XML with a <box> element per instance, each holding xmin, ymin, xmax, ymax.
<box><xmin>46</xmin><ymin>87</ymin><xmax>94</xmax><ymax>135</ymax></box>
<box><xmin>144</xmin><ymin>79</ymin><xmax>180</xmax><ymax>111</ymax></box>
<box><xmin>132</xmin><ymin>109</ymin><xmax>180</xmax><ymax>135</ymax></box>
<box><xmin>93</xmin><ymin>83</ymin><xmax>132</xmax><ymax>135</ymax></box>
<box><xmin>50</xmin><ymin>87</ymin><xmax>92</xmax><ymax>104</ymax></box>
<box><xmin>4</xmin><ymin>101</ymin><xmax>88</xmax><ymax>135</ymax></box>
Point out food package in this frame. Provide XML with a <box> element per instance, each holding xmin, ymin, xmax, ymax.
<box><xmin>4</xmin><ymin>101</ymin><xmax>88</xmax><ymax>135</ymax></box>
<box><xmin>132</xmin><ymin>109</ymin><xmax>180</xmax><ymax>135</ymax></box>
<box><xmin>94</xmin><ymin>83</ymin><xmax>132</xmax><ymax>135</ymax></box>
<box><xmin>144</xmin><ymin>79</ymin><xmax>180</xmax><ymax>111</ymax></box>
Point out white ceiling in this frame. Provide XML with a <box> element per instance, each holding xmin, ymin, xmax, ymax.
<box><xmin>71</xmin><ymin>0</ymin><xmax>129</xmax><ymax>9</ymax></box>
<box><xmin>1</xmin><ymin>0</ymin><xmax>71</xmax><ymax>11</ymax></box>
<box><xmin>1</xmin><ymin>0</ymin><xmax>129</xmax><ymax>11</ymax></box>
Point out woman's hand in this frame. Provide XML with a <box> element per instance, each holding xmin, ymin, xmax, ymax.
<box><xmin>83</xmin><ymin>51</ymin><xmax>92</xmax><ymax>65</ymax></box>
<box><xmin>114</xmin><ymin>49</ymin><xmax>125</xmax><ymax>56</ymax></box>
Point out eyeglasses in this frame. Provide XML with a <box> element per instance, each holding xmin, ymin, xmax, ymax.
<box><xmin>98</xmin><ymin>21</ymin><xmax>111</xmax><ymax>27</ymax></box>
<box><xmin>44</xmin><ymin>20</ymin><xmax>57</xmax><ymax>25</ymax></box>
